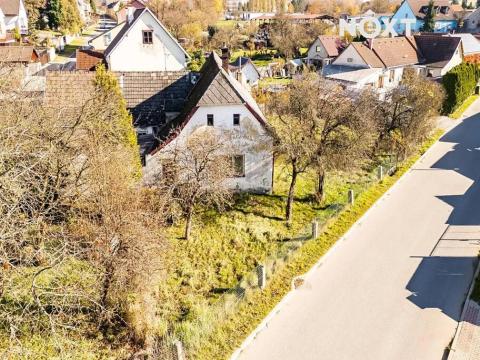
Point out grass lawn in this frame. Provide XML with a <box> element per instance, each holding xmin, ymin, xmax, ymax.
<box><xmin>189</xmin><ymin>130</ymin><xmax>444</xmax><ymax>360</ymax></box>
<box><xmin>215</xmin><ymin>19</ymin><xmax>249</xmax><ymax>29</ymax></box>
<box><xmin>0</xmin><ymin>130</ymin><xmax>444</xmax><ymax>359</ymax></box>
<box><xmin>450</xmin><ymin>95</ymin><xmax>479</xmax><ymax>119</ymax></box>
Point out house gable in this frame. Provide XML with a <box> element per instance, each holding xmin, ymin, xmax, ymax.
<box><xmin>391</xmin><ymin>0</ymin><xmax>420</xmax><ymax>34</ymax></box>
<box><xmin>333</xmin><ymin>44</ymin><xmax>369</xmax><ymax>68</ymax></box>
<box><xmin>105</xmin><ymin>8</ymin><xmax>189</xmax><ymax>71</ymax></box>
<box><xmin>307</xmin><ymin>38</ymin><xmax>328</xmax><ymax>60</ymax></box>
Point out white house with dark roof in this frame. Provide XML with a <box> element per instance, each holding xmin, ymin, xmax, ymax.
<box><xmin>0</xmin><ymin>0</ymin><xmax>27</xmax><ymax>34</ymax></box>
<box><xmin>145</xmin><ymin>52</ymin><xmax>274</xmax><ymax>194</ymax></box>
<box><xmin>103</xmin><ymin>7</ymin><xmax>190</xmax><ymax>72</ymax></box>
<box><xmin>229</xmin><ymin>56</ymin><xmax>261</xmax><ymax>87</ymax></box>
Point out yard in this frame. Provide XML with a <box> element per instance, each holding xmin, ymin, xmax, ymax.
<box><xmin>0</xmin><ymin>133</ymin><xmax>443</xmax><ymax>359</ymax></box>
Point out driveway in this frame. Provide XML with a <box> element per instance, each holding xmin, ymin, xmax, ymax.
<box><xmin>236</xmin><ymin>103</ymin><xmax>480</xmax><ymax>360</ymax></box>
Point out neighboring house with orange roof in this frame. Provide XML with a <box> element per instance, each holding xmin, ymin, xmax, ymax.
<box><xmin>306</xmin><ymin>35</ymin><xmax>346</xmax><ymax>67</ymax></box>
<box><xmin>326</xmin><ymin>37</ymin><xmax>423</xmax><ymax>94</ymax></box>
<box><xmin>0</xmin><ymin>0</ymin><xmax>28</xmax><ymax>34</ymax></box>
<box><xmin>324</xmin><ymin>35</ymin><xmax>462</xmax><ymax>94</ymax></box>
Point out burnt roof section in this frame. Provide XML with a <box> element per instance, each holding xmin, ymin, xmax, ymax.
<box><xmin>153</xmin><ymin>52</ymin><xmax>267</xmax><ymax>152</ymax></box>
<box><xmin>0</xmin><ymin>0</ymin><xmax>19</xmax><ymax>15</ymax></box>
<box><xmin>414</xmin><ymin>34</ymin><xmax>462</xmax><ymax>64</ymax></box>
<box><xmin>116</xmin><ymin>71</ymin><xmax>193</xmax><ymax>127</ymax></box>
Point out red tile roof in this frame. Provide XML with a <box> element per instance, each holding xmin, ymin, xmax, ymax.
<box><xmin>317</xmin><ymin>35</ymin><xmax>345</xmax><ymax>57</ymax></box>
<box><xmin>76</xmin><ymin>49</ymin><xmax>104</xmax><ymax>71</ymax></box>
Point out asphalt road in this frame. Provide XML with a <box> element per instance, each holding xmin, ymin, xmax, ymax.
<box><xmin>236</xmin><ymin>103</ymin><xmax>480</xmax><ymax>360</ymax></box>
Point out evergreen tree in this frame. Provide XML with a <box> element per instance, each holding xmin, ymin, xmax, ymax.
<box><xmin>422</xmin><ymin>0</ymin><xmax>436</xmax><ymax>32</ymax></box>
<box><xmin>45</xmin><ymin>0</ymin><xmax>61</xmax><ymax>30</ymax></box>
<box><xmin>462</xmin><ymin>0</ymin><xmax>468</xmax><ymax>8</ymax></box>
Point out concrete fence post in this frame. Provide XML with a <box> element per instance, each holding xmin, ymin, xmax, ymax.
<box><xmin>348</xmin><ymin>189</ymin><xmax>354</xmax><ymax>205</ymax></box>
<box><xmin>312</xmin><ymin>219</ymin><xmax>319</xmax><ymax>239</ymax></box>
<box><xmin>174</xmin><ymin>340</ymin><xmax>185</xmax><ymax>360</ymax></box>
<box><xmin>257</xmin><ymin>264</ymin><xmax>266</xmax><ymax>290</ymax></box>
<box><xmin>377</xmin><ymin>165</ymin><xmax>384</xmax><ymax>180</ymax></box>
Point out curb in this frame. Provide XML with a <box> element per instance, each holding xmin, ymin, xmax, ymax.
<box><xmin>230</xmin><ymin>118</ymin><xmax>460</xmax><ymax>360</ymax></box>
<box><xmin>447</xmin><ymin>259</ymin><xmax>480</xmax><ymax>360</ymax></box>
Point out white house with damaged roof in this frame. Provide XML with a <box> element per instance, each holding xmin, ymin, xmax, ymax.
<box><xmin>144</xmin><ymin>51</ymin><xmax>274</xmax><ymax>194</ymax></box>
<box><xmin>102</xmin><ymin>7</ymin><xmax>190</xmax><ymax>72</ymax></box>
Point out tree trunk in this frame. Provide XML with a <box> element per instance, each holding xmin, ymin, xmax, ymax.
<box><xmin>184</xmin><ymin>206</ymin><xmax>193</xmax><ymax>240</ymax></box>
<box><xmin>315</xmin><ymin>170</ymin><xmax>325</xmax><ymax>204</ymax></box>
<box><xmin>286</xmin><ymin>169</ymin><xmax>298</xmax><ymax>223</ymax></box>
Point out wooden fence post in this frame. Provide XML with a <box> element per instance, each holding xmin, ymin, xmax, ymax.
<box><xmin>378</xmin><ymin>165</ymin><xmax>384</xmax><ymax>180</ymax></box>
<box><xmin>174</xmin><ymin>340</ymin><xmax>185</xmax><ymax>360</ymax></box>
<box><xmin>257</xmin><ymin>264</ymin><xmax>266</xmax><ymax>290</ymax></box>
<box><xmin>312</xmin><ymin>219</ymin><xmax>319</xmax><ymax>239</ymax></box>
<box><xmin>348</xmin><ymin>189</ymin><xmax>354</xmax><ymax>205</ymax></box>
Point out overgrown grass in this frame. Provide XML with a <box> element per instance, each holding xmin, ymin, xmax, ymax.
<box><xmin>450</xmin><ymin>95</ymin><xmax>479</xmax><ymax>119</ymax></box>
<box><xmin>0</xmin><ymin>130</ymin><xmax>444</xmax><ymax>359</ymax></box>
<box><xmin>189</xmin><ymin>129</ymin><xmax>444</xmax><ymax>360</ymax></box>
<box><xmin>258</xmin><ymin>77</ymin><xmax>292</xmax><ymax>87</ymax></box>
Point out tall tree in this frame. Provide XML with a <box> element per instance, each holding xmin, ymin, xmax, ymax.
<box><xmin>422</xmin><ymin>0</ymin><xmax>436</xmax><ymax>32</ymax></box>
<box><xmin>373</xmin><ymin>69</ymin><xmax>444</xmax><ymax>160</ymax></box>
<box><xmin>269</xmin><ymin>73</ymin><xmax>376</xmax><ymax>221</ymax></box>
<box><xmin>156</xmin><ymin>128</ymin><xmax>234</xmax><ymax>240</ymax></box>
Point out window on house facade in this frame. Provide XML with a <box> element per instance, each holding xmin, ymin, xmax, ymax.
<box><xmin>142</xmin><ymin>30</ymin><xmax>153</xmax><ymax>44</ymax></box>
<box><xmin>378</xmin><ymin>76</ymin><xmax>384</xmax><ymax>89</ymax></box>
<box><xmin>232</xmin><ymin>155</ymin><xmax>245</xmax><ymax>177</ymax></box>
<box><xmin>207</xmin><ymin>114</ymin><xmax>214</xmax><ymax>126</ymax></box>
<box><xmin>389</xmin><ymin>69</ymin><xmax>395</xmax><ymax>82</ymax></box>
<box><xmin>347</xmin><ymin>58</ymin><xmax>353</xmax><ymax>63</ymax></box>
<box><xmin>233</xmin><ymin>114</ymin><xmax>240</xmax><ymax>126</ymax></box>
<box><xmin>316</xmin><ymin>45</ymin><xmax>321</xmax><ymax>52</ymax></box>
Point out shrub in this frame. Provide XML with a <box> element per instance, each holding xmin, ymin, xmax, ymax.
<box><xmin>442</xmin><ymin>62</ymin><xmax>480</xmax><ymax>114</ymax></box>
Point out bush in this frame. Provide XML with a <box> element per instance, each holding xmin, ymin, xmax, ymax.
<box><xmin>442</xmin><ymin>62</ymin><xmax>480</xmax><ymax>114</ymax></box>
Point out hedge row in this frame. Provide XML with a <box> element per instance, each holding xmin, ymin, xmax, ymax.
<box><xmin>443</xmin><ymin>62</ymin><xmax>480</xmax><ymax>114</ymax></box>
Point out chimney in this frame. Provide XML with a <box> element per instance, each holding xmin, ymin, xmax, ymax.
<box><xmin>127</xmin><ymin>7</ymin><xmax>135</xmax><ymax>24</ymax></box>
<box><xmin>367</xmin><ymin>38</ymin><xmax>374</xmax><ymax>49</ymax></box>
<box><xmin>220</xmin><ymin>46</ymin><xmax>230</xmax><ymax>72</ymax></box>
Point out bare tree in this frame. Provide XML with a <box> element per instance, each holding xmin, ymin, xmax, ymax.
<box><xmin>373</xmin><ymin>69</ymin><xmax>444</xmax><ymax>160</ymax></box>
<box><xmin>156</xmin><ymin>128</ymin><xmax>235</xmax><ymax>240</ymax></box>
<box><xmin>0</xmin><ymin>65</ymin><xmax>167</xmax><ymax>356</ymax></box>
<box><xmin>269</xmin><ymin>72</ymin><xmax>376</xmax><ymax>221</ymax></box>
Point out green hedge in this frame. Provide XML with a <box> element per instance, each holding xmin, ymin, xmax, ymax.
<box><xmin>443</xmin><ymin>62</ymin><xmax>480</xmax><ymax>114</ymax></box>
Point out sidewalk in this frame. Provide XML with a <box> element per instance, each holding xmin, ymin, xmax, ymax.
<box><xmin>449</xmin><ymin>299</ymin><xmax>480</xmax><ymax>360</ymax></box>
